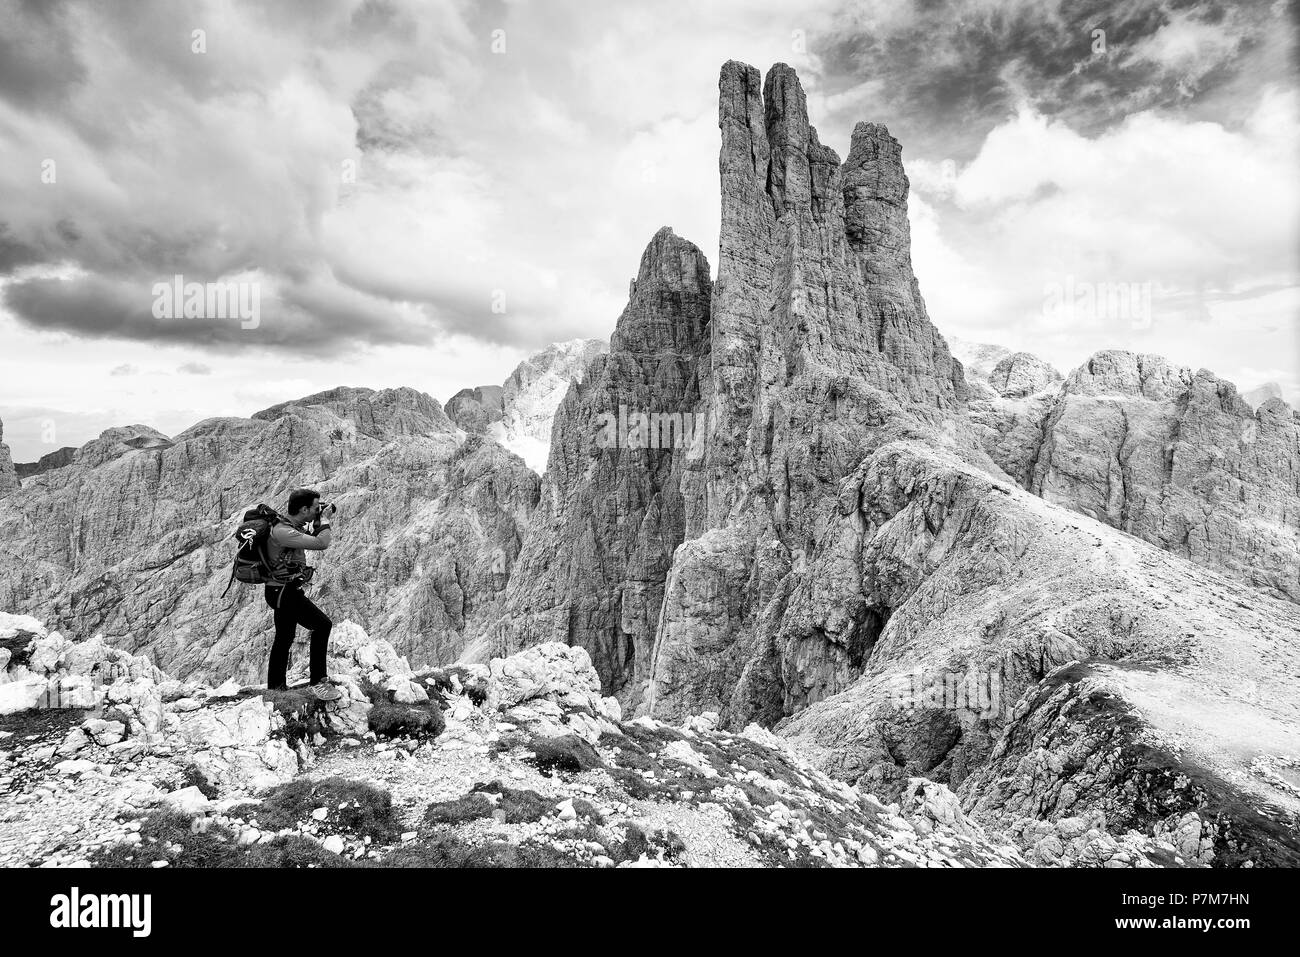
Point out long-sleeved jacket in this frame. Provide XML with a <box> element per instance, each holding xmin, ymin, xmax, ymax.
<box><xmin>265</xmin><ymin>520</ymin><xmax>333</xmax><ymax>583</ymax></box>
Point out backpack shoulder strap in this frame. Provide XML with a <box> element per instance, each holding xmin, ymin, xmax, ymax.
<box><xmin>221</xmin><ymin>563</ymin><xmax>238</xmax><ymax>598</ymax></box>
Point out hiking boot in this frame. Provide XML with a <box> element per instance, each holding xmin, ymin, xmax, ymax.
<box><xmin>310</xmin><ymin>681</ymin><xmax>342</xmax><ymax>702</ymax></box>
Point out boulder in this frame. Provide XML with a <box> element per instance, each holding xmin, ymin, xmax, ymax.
<box><xmin>0</xmin><ymin>675</ymin><xmax>49</xmax><ymax>714</ymax></box>
<box><xmin>164</xmin><ymin>786</ymin><xmax>213</xmax><ymax>815</ymax></box>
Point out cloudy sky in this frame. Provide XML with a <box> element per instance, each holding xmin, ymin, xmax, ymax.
<box><xmin>1</xmin><ymin>0</ymin><xmax>1296</xmax><ymax>461</ymax></box>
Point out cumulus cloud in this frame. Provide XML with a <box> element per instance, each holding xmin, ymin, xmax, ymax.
<box><xmin>1121</xmin><ymin>5</ymin><xmax>1251</xmax><ymax>97</ymax></box>
<box><xmin>814</xmin><ymin>0</ymin><xmax>1290</xmax><ymax>156</ymax></box>
<box><xmin>0</xmin><ymin>0</ymin><xmax>844</xmax><ymax>356</ymax></box>
<box><xmin>910</xmin><ymin>83</ymin><xmax>1299</xmax><ymax>386</ymax></box>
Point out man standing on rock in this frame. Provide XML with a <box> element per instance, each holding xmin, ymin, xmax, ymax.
<box><xmin>264</xmin><ymin>488</ymin><xmax>342</xmax><ymax>701</ymax></box>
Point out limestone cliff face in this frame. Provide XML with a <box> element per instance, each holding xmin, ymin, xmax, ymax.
<box><xmin>963</xmin><ymin>349</ymin><xmax>1065</xmax><ymax>491</ymax></box>
<box><xmin>969</xmin><ymin>349</ymin><xmax>1300</xmax><ymax>603</ymax></box>
<box><xmin>445</xmin><ymin>385</ymin><xmax>504</xmax><ymax>435</ymax></box>
<box><xmin>493</xmin><ymin>228</ymin><xmax>712</xmax><ymax>697</ymax></box>
<box><xmin>0</xmin><ymin>420</ymin><xmax>17</xmax><ymax>498</ymax></box>
<box><xmin>492</xmin><ymin>63</ymin><xmax>991</xmax><ymax>718</ymax></box>
<box><xmin>14</xmin><ymin>446</ymin><xmax>78</xmax><ymax>481</ymax></box>
<box><xmin>650</xmin><ymin>62</ymin><xmax>988</xmax><ymax>723</ymax></box>
<box><xmin>0</xmin><ymin>388</ymin><xmax>539</xmax><ymax>684</ymax></box>
<box><xmin>776</xmin><ymin>441</ymin><xmax>1300</xmax><ymax>862</ymax></box>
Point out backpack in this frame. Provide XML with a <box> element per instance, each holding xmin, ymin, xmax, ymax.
<box><xmin>221</xmin><ymin>504</ymin><xmax>296</xmax><ymax>600</ymax></box>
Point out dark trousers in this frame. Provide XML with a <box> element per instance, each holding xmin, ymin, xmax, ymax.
<box><xmin>264</xmin><ymin>585</ymin><xmax>332</xmax><ymax>687</ymax></box>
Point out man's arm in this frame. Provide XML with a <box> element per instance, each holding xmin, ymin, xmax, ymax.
<box><xmin>273</xmin><ymin>524</ymin><xmax>333</xmax><ymax>550</ymax></box>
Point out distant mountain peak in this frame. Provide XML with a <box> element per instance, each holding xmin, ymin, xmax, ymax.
<box><xmin>446</xmin><ymin>338</ymin><xmax>609</xmax><ymax>473</ymax></box>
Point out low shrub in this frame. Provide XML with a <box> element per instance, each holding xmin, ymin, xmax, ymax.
<box><xmin>525</xmin><ymin>735</ymin><xmax>604</xmax><ymax>776</ymax></box>
<box><xmin>368</xmin><ymin>701</ymin><xmax>445</xmax><ymax>739</ymax></box>
<box><xmin>229</xmin><ymin>776</ymin><xmax>400</xmax><ymax>843</ymax></box>
<box><xmin>0</xmin><ymin>706</ymin><xmax>92</xmax><ymax>739</ymax></box>
<box><xmin>88</xmin><ymin>811</ymin><xmax>244</xmax><ymax>868</ymax></box>
<box><xmin>87</xmin><ymin>811</ymin><xmax>366</xmax><ymax>869</ymax></box>
<box><xmin>382</xmin><ymin>834</ymin><xmax>582</xmax><ymax>868</ymax></box>
<box><xmin>423</xmin><ymin>780</ymin><xmax>554</xmax><ymax>826</ymax></box>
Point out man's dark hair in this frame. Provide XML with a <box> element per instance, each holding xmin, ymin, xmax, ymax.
<box><xmin>287</xmin><ymin>488</ymin><xmax>321</xmax><ymax>515</ymax></box>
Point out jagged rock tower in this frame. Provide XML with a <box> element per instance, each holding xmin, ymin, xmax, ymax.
<box><xmin>654</xmin><ymin>62</ymin><xmax>995</xmax><ymax>723</ymax></box>
<box><xmin>497</xmin><ymin>62</ymin><xmax>996</xmax><ymax>719</ymax></box>
<box><xmin>497</xmin><ymin>227</ymin><xmax>713</xmax><ymax>690</ymax></box>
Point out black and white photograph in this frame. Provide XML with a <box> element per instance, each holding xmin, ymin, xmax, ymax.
<box><xmin>0</xmin><ymin>0</ymin><xmax>1295</xmax><ymax>933</ymax></box>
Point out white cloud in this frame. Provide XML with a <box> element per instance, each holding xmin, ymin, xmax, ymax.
<box><xmin>908</xmin><ymin>192</ymin><xmax>1005</xmax><ymax>336</ymax></box>
<box><xmin>906</xmin><ymin>87</ymin><xmax>1300</xmax><ymax>384</ymax></box>
<box><xmin>1121</xmin><ymin>6</ymin><xmax>1249</xmax><ymax>96</ymax></box>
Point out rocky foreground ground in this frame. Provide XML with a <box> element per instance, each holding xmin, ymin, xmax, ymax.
<box><xmin>0</xmin><ymin>611</ymin><xmax>1194</xmax><ymax>868</ymax></box>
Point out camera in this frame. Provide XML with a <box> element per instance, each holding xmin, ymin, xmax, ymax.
<box><xmin>318</xmin><ymin>501</ymin><xmax>336</xmax><ymax>517</ymax></box>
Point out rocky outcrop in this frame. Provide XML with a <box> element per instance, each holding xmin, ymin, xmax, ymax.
<box><xmin>963</xmin><ymin>662</ymin><xmax>1300</xmax><ymax>867</ymax></box>
<box><xmin>0</xmin><ymin>388</ymin><xmax>540</xmax><ymax>684</ymax></box>
<box><xmin>0</xmin><ymin>420</ymin><xmax>18</xmax><ymax>498</ymax></box>
<box><xmin>0</xmin><ymin>612</ymin><xmax>435</xmax><ymax>868</ymax></box>
<box><xmin>987</xmin><ymin>352</ymin><xmax>1063</xmax><ymax>399</ymax></box>
<box><xmin>962</xmin><ymin>348</ymin><xmax>1065</xmax><ymax>489</ymax></box>
<box><xmin>494</xmin><ymin>228</ymin><xmax>712</xmax><ymax>699</ymax></box>
<box><xmin>0</xmin><ymin>615</ymin><xmax>1046</xmax><ymax>868</ymax></box>
<box><xmin>448</xmin><ymin>339</ymin><xmax>609</xmax><ymax>473</ymax></box>
<box><xmin>773</xmin><ymin>441</ymin><xmax>1300</xmax><ymax>865</ymax></box>
<box><xmin>14</xmin><ymin>446</ymin><xmax>77</xmax><ymax>481</ymax></box>
<box><xmin>969</xmin><ymin>350</ymin><xmax>1300</xmax><ymax>603</ymax></box>
<box><xmin>1243</xmin><ymin>382</ymin><xmax>1284</xmax><ymax>410</ymax></box>
<box><xmin>445</xmin><ymin>385</ymin><xmax>504</xmax><ymax>435</ymax></box>
<box><xmin>947</xmin><ymin>336</ymin><xmax>1012</xmax><ymax>386</ymax></box>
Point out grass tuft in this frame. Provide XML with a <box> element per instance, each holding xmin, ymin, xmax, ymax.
<box><xmin>228</xmin><ymin>776</ymin><xmax>400</xmax><ymax>843</ymax></box>
<box><xmin>0</xmin><ymin>707</ymin><xmax>92</xmax><ymax>738</ymax></box>
<box><xmin>381</xmin><ymin>833</ymin><xmax>582</xmax><ymax>868</ymax></box>
<box><xmin>423</xmin><ymin>780</ymin><xmax>555</xmax><ymax>826</ymax></box>
<box><xmin>369</xmin><ymin>701</ymin><xmax>445</xmax><ymax>739</ymax></box>
<box><xmin>87</xmin><ymin>810</ymin><xmax>366</xmax><ymax>868</ymax></box>
<box><xmin>524</xmin><ymin>734</ymin><xmax>605</xmax><ymax>776</ymax></box>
